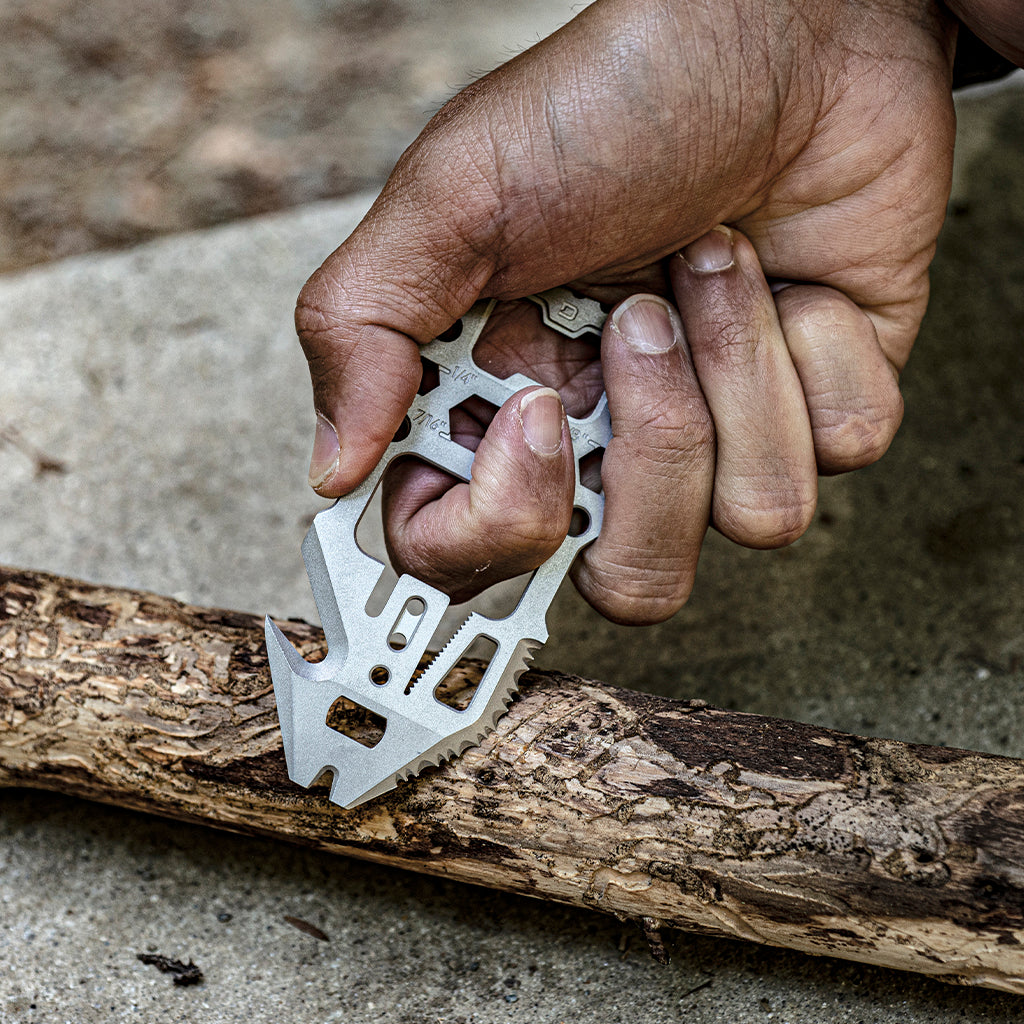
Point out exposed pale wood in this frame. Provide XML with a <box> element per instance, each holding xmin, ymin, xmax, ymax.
<box><xmin>2</xmin><ymin>566</ymin><xmax>1023</xmax><ymax>992</ymax></box>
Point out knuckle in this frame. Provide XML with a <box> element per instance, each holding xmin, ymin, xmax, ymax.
<box><xmin>403</xmin><ymin>129</ymin><xmax>509</xmax><ymax>262</ymax></box>
<box><xmin>582</xmin><ymin>552</ymin><xmax>695</xmax><ymax>626</ymax></box>
<box><xmin>634</xmin><ymin>394</ymin><xmax>716</xmax><ymax>466</ymax></box>
<box><xmin>500</xmin><ymin>505</ymin><xmax>570</xmax><ymax>556</ymax></box>
<box><xmin>295</xmin><ymin>270</ymin><xmax>345</xmax><ymax>352</ymax></box>
<box><xmin>777</xmin><ymin>286</ymin><xmax>859</xmax><ymax>335</ymax></box>
<box><xmin>688</xmin><ymin>277</ymin><xmax>782</xmax><ymax>371</ymax></box>
<box><xmin>700</xmin><ymin>320</ymin><xmax>760</xmax><ymax>371</ymax></box>
<box><xmin>715</xmin><ymin>482</ymin><xmax>817</xmax><ymax>549</ymax></box>
<box><xmin>605</xmin><ymin>591</ymin><xmax>689</xmax><ymax>627</ymax></box>
<box><xmin>390</xmin><ymin>526</ymin><xmax>494</xmax><ymax>598</ymax></box>
<box><xmin>471</xmin><ymin>473</ymin><xmax>571</xmax><ymax>556</ymax></box>
<box><xmin>814</xmin><ymin>388</ymin><xmax>904</xmax><ymax>472</ymax></box>
<box><xmin>391</xmin><ymin>553</ymin><xmax>483</xmax><ymax>607</ymax></box>
<box><xmin>774</xmin><ymin>284</ymin><xmax>876</xmax><ymax>358</ymax></box>
<box><xmin>387</xmin><ymin>534</ymin><xmax>443</xmax><ymax>588</ymax></box>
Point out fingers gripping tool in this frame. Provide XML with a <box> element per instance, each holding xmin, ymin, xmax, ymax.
<box><xmin>265</xmin><ymin>289</ymin><xmax>610</xmax><ymax>808</ymax></box>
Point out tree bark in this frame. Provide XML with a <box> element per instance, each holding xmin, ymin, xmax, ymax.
<box><xmin>1</xmin><ymin>565</ymin><xmax>1023</xmax><ymax>992</ymax></box>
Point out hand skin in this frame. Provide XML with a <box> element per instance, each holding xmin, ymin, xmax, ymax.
<box><xmin>295</xmin><ymin>0</ymin><xmax>966</xmax><ymax>625</ymax></box>
<box><xmin>947</xmin><ymin>0</ymin><xmax>1024</xmax><ymax>65</ymax></box>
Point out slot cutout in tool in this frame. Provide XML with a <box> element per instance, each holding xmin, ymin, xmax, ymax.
<box><xmin>326</xmin><ymin>696</ymin><xmax>386</xmax><ymax>748</ymax></box>
<box><xmin>433</xmin><ymin>636</ymin><xmax>498</xmax><ymax>711</ymax></box>
<box><xmin>388</xmin><ymin>597</ymin><xmax>426</xmax><ymax>651</ymax></box>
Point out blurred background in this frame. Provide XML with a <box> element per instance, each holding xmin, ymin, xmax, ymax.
<box><xmin>0</xmin><ymin>0</ymin><xmax>572</xmax><ymax>271</ymax></box>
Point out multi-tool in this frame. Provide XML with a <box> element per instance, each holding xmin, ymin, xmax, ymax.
<box><xmin>266</xmin><ymin>288</ymin><xmax>610</xmax><ymax>808</ymax></box>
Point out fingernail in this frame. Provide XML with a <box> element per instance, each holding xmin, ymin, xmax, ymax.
<box><xmin>519</xmin><ymin>388</ymin><xmax>564</xmax><ymax>457</ymax></box>
<box><xmin>308</xmin><ymin>412</ymin><xmax>340</xmax><ymax>489</ymax></box>
<box><xmin>610</xmin><ymin>294</ymin><xmax>683</xmax><ymax>354</ymax></box>
<box><xmin>681</xmin><ymin>225</ymin><xmax>735</xmax><ymax>273</ymax></box>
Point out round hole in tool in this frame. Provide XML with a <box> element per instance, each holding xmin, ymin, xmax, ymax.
<box><xmin>388</xmin><ymin>633</ymin><xmax>407</xmax><ymax>651</ymax></box>
<box><xmin>369</xmin><ymin>665</ymin><xmax>390</xmax><ymax>685</ymax></box>
<box><xmin>568</xmin><ymin>507</ymin><xmax>591</xmax><ymax>537</ymax></box>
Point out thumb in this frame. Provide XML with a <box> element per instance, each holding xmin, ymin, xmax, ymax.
<box><xmin>381</xmin><ymin>387</ymin><xmax>576</xmax><ymax>603</ymax></box>
<box><xmin>296</xmin><ymin>177</ymin><xmax>497</xmax><ymax>496</ymax></box>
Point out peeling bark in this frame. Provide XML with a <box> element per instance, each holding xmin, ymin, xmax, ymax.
<box><xmin>2</xmin><ymin>566</ymin><xmax>1024</xmax><ymax>992</ymax></box>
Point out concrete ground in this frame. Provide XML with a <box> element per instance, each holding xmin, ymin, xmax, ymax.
<box><xmin>1</xmin><ymin>6</ymin><xmax>1023</xmax><ymax>1022</ymax></box>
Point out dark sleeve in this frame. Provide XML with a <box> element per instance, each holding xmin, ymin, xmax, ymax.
<box><xmin>952</xmin><ymin>25</ymin><xmax>1019</xmax><ymax>88</ymax></box>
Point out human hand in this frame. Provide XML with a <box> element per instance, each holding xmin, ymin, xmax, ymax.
<box><xmin>295</xmin><ymin>0</ymin><xmax>958</xmax><ymax>624</ymax></box>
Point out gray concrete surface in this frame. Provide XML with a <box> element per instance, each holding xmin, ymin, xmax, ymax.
<box><xmin>1</xmin><ymin>73</ymin><xmax>1023</xmax><ymax>1024</ymax></box>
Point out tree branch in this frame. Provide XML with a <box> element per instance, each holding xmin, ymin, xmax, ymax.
<box><xmin>1</xmin><ymin>566</ymin><xmax>1023</xmax><ymax>992</ymax></box>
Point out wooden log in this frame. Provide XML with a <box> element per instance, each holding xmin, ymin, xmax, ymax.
<box><xmin>1</xmin><ymin>565</ymin><xmax>1023</xmax><ymax>992</ymax></box>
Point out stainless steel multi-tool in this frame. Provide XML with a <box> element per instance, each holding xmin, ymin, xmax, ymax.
<box><xmin>266</xmin><ymin>288</ymin><xmax>610</xmax><ymax>808</ymax></box>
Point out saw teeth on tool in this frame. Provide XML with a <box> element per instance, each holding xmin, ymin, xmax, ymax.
<box><xmin>266</xmin><ymin>290</ymin><xmax>611</xmax><ymax>809</ymax></box>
